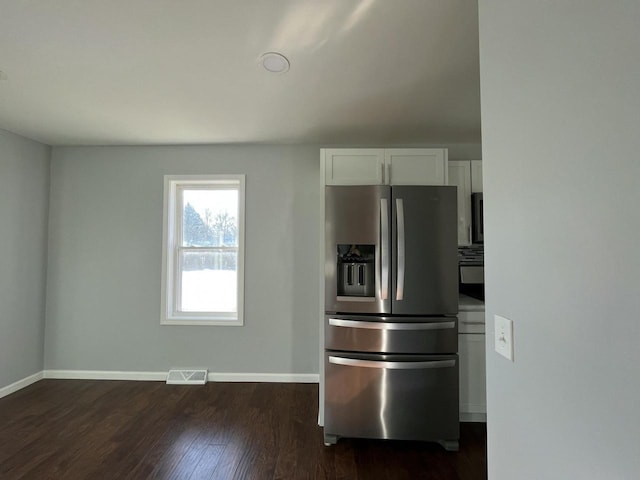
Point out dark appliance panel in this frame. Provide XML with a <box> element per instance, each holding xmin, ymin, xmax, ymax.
<box><xmin>471</xmin><ymin>192</ymin><xmax>483</xmax><ymax>243</ymax></box>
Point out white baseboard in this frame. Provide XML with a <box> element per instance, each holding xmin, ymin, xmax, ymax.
<box><xmin>207</xmin><ymin>372</ymin><xmax>319</xmax><ymax>383</ymax></box>
<box><xmin>0</xmin><ymin>371</ymin><xmax>44</xmax><ymax>399</ymax></box>
<box><xmin>42</xmin><ymin>370</ymin><xmax>319</xmax><ymax>384</ymax></box>
<box><xmin>0</xmin><ymin>371</ymin><xmax>319</xmax><ymax>400</ymax></box>
<box><xmin>43</xmin><ymin>370</ymin><xmax>167</xmax><ymax>381</ymax></box>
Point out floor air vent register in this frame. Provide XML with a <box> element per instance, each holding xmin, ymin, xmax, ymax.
<box><xmin>166</xmin><ymin>369</ymin><xmax>208</xmax><ymax>385</ymax></box>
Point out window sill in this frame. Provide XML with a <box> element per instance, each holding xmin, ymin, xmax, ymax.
<box><xmin>161</xmin><ymin>318</ymin><xmax>243</xmax><ymax>326</ymax></box>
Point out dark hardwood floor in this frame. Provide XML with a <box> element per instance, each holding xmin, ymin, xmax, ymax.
<box><xmin>0</xmin><ymin>380</ymin><xmax>486</xmax><ymax>479</ymax></box>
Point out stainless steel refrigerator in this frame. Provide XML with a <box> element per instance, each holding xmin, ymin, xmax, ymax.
<box><xmin>323</xmin><ymin>185</ymin><xmax>459</xmax><ymax>450</ymax></box>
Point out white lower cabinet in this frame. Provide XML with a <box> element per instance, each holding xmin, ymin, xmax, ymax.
<box><xmin>458</xmin><ymin>333</ymin><xmax>487</xmax><ymax>422</ymax></box>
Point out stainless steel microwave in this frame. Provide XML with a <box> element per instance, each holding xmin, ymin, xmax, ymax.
<box><xmin>471</xmin><ymin>193</ymin><xmax>483</xmax><ymax>243</ymax></box>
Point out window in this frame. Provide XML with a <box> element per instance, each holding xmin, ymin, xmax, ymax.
<box><xmin>161</xmin><ymin>175</ymin><xmax>245</xmax><ymax>325</ymax></box>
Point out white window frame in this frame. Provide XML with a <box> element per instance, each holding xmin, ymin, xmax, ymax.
<box><xmin>161</xmin><ymin>174</ymin><xmax>245</xmax><ymax>326</ymax></box>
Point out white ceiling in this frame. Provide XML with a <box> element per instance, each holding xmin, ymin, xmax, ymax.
<box><xmin>0</xmin><ymin>0</ymin><xmax>480</xmax><ymax>146</ymax></box>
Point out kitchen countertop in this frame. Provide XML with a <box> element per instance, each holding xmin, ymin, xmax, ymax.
<box><xmin>459</xmin><ymin>293</ymin><xmax>485</xmax><ymax>312</ymax></box>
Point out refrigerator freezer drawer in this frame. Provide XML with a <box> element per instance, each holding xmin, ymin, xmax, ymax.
<box><xmin>325</xmin><ymin>315</ymin><xmax>458</xmax><ymax>354</ymax></box>
<box><xmin>324</xmin><ymin>352</ymin><xmax>459</xmax><ymax>443</ymax></box>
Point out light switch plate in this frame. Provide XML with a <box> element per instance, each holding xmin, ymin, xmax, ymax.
<box><xmin>494</xmin><ymin>315</ymin><xmax>514</xmax><ymax>361</ymax></box>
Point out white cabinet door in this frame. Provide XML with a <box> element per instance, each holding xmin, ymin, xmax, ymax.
<box><xmin>323</xmin><ymin>149</ymin><xmax>384</xmax><ymax>185</ymax></box>
<box><xmin>385</xmin><ymin>149</ymin><xmax>448</xmax><ymax>185</ymax></box>
<box><xmin>448</xmin><ymin>161</ymin><xmax>472</xmax><ymax>245</ymax></box>
<box><xmin>323</xmin><ymin>148</ymin><xmax>449</xmax><ymax>186</ymax></box>
<box><xmin>459</xmin><ymin>333</ymin><xmax>487</xmax><ymax>422</ymax></box>
<box><xmin>471</xmin><ymin>160</ymin><xmax>483</xmax><ymax>193</ymax></box>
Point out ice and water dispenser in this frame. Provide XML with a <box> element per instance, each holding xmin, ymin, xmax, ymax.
<box><xmin>336</xmin><ymin>244</ymin><xmax>375</xmax><ymax>298</ymax></box>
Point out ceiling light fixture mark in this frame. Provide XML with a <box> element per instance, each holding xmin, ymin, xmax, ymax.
<box><xmin>260</xmin><ymin>52</ymin><xmax>290</xmax><ymax>74</ymax></box>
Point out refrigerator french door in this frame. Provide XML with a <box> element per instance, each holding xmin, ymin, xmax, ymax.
<box><xmin>325</xmin><ymin>186</ymin><xmax>458</xmax><ymax>315</ymax></box>
<box><xmin>324</xmin><ymin>185</ymin><xmax>459</xmax><ymax>450</ymax></box>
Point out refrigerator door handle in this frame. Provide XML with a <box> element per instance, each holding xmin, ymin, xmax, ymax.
<box><xmin>380</xmin><ymin>198</ymin><xmax>389</xmax><ymax>300</ymax></box>
<box><xmin>329</xmin><ymin>356</ymin><xmax>456</xmax><ymax>370</ymax></box>
<box><xmin>396</xmin><ymin>198</ymin><xmax>405</xmax><ymax>300</ymax></box>
<box><xmin>328</xmin><ymin>318</ymin><xmax>455</xmax><ymax>330</ymax></box>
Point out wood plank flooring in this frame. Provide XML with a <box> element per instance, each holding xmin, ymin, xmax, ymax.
<box><xmin>0</xmin><ymin>380</ymin><xmax>486</xmax><ymax>479</ymax></box>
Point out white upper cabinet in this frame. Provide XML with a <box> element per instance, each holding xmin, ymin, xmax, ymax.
<box><xmin>322</xmin><ymin>148</ymin><xmax>448</xmax><ymax>186</ymax></box>
<box><xmin>471</xmin><ymin>160</ymin><xmax>483</xmax><ymax>193</ymax></box>
<box><xmin>448</xmin><ymin>159</ymin><xmax>482</xmax><ymax>245</ymax></box>
<box><xmin>384</xmin><ymin>149</ymin><xmax>448</xmax><ymax>185</ymax></box>
<box><xmin>448</xmin><ymin>161</ymin><xmax>472</xmax><ymax>246</ymax></box>
<box><xmin>323</xmin><ymin>149</ymin><xmax>384</xmax><ymax>185</ymax></box>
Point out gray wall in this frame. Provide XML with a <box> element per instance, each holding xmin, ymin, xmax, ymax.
<box><xmin>45</xmin><ymin>145</ymin><xmax>320</xmax><ymax>374</ymax></box>
<box><xmin>479</xmin><ymin>1</ymin><xmax>640</xmax><ymax>478</ymax></box>
<box><xmin>0</xmin><ymin>129</ymin><xmax>50</xmax><ymax>389</ymax></box>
